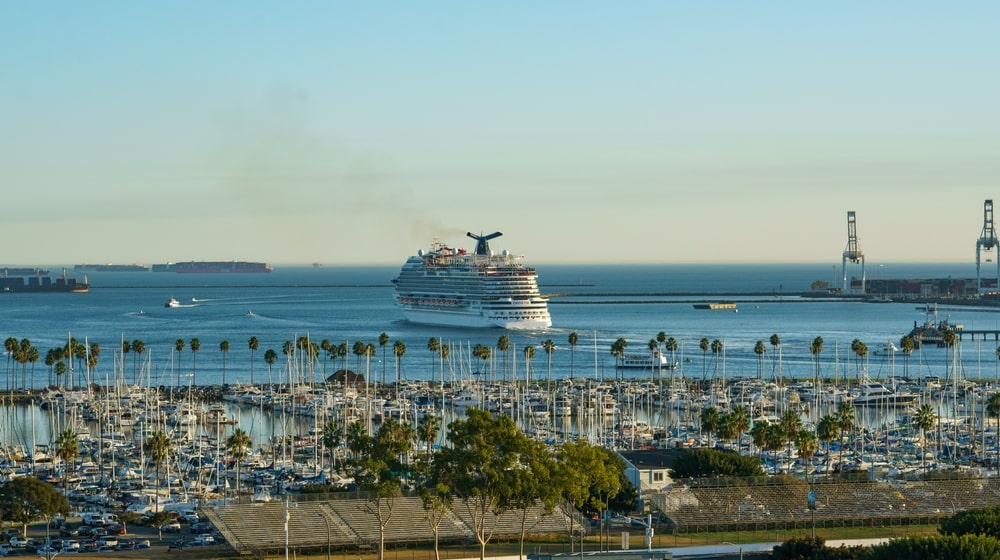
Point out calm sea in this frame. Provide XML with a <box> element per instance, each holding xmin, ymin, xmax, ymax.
<box><xmin>1</xmin><ymin>262</ymin><xmax>997</xmax><ymax>389</ymax></box>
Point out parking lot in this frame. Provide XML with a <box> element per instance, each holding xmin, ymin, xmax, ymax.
<box><xmin>0</xmin><ymin>517</ymin><xmax>225</xmax><ymax>560</ymax></box>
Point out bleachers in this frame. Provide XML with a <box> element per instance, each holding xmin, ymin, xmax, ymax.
<box><xmin>649</xmin><ymin>477</ymin><xmax>1000</xmax><ymax>531</ymax></box>
<box><xmin>206</xmin><ymin>495</ymin><xmax>585</xmax><ymax>555</ymax></box>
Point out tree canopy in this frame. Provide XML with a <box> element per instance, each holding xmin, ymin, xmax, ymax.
<box><xmin>0</xmin><ymin>477</ymin><xmax>70</xmax><ymax>535</ymax></box>
<box><xmin>669</xmin><ymin>447</ymin><xmax>765</xmax><ymax>479</ymax></box>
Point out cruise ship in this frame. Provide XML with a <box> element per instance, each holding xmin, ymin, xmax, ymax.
<box><xmin>393</xmin><ymin>231</ymin><xmax>552</xmax><ymax>329</ymax></box>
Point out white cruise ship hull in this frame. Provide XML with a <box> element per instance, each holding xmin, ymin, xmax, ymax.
<box><xmin>400</xmin><ymin>307</ymin><xmax>551</xmax><ymax>330</ymax></box>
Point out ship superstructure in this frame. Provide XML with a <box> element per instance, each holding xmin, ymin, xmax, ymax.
<box><xmin>393</xmin><ymin>231</ymin><xmax>552</xmax><ymax>329</ymax></box>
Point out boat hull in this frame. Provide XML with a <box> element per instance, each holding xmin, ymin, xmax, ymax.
<box><xmin>400</xmin><ymin>307</ymin><xmax>551</xmax><ymax>329</ymax></box>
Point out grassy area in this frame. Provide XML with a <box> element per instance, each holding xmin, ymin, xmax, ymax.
<box><xmin>193</xmin><ymin>524</ymin><xmax>943</xmax><ymax>560</ymax></box>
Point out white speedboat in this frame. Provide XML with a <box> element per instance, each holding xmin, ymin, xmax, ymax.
<box><xmin>164</xmin><ymin>298</ymin><xmax>180</xmax><ymax>308</ymax></box>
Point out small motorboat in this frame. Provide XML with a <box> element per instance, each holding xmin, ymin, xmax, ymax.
<box><xmin>164</xmin><ymin>298</ymin><xmax>180</xmax><ymax>308</ymax></box>
<box><xmin>246</xmin><ymin>309</ymin><xmax>255</xmax><ymax>317</ymax></box>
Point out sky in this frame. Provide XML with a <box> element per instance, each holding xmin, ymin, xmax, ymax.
<box><xmin>2</xmin><ymin>1</ymin><xmax>999</xmax><ymax>266</ymax></box>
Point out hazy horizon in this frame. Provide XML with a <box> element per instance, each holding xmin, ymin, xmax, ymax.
<box><xmin>3</xmin><ymin>2</ymin><xmax>998</xmax><ymax>265</ymax></box>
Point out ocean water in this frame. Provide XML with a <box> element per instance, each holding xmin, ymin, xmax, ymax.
<box><xmin>0</xmin><ymin>262</ymin><xmax>997</xmax><ymax>390</ymax></box>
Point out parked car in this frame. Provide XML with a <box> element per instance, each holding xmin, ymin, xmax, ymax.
<box><xmin>191</xmin><ymin>534</ymin><xmax>215</xmax><ymax>546</ymax></box>
<box><xmin>8</xmin><ymin>537</ymin><xmax>27</xmax><ymax>548</ymax></box>
<box><xmin>160</xmin><ymin>521</ymin><xmax>182</xmax><ymax>533</ymax></box>
<box><xmin>189</xmin><ymin>522</ymin><xmax>213</xmax><ymax>534</ymax></box>
<box><xmin>59</xmin><ymin>525</ymin><xmax>80</xmax><ymax>537</ymax></box>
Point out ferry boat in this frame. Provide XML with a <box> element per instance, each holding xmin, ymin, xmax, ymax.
<box><xmin>393</xmin><ymin>231</ymin><xmax>552</xmax><ymax>329</ymax></box>
<box><xmin>618</xmin><ymin>351</ymin><xmax>677</xmax><ymax>370</ymax></box>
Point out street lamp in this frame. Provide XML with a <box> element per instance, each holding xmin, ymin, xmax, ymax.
<box><xmin>722</xmin><ymin>541</ymin><xmax>743</xmax><ymax>560</ymax></box>
<box><xmin>314</xmin><ymin>512</ymin><xmax>331</xmax><ymax>560</ymax></box>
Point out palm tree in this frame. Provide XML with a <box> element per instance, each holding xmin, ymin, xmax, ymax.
<box><xmin>542</xmin><ymin>339</ymin><xmax>556</xmax><ymax>388</ymax></box>
<box><xmin>710</xmin><ymin>339</ymin><xmax>723</xmax><ymax>379</ymax></box>
<box><xmin>143</xmin><ymin>431</ymin><xmax>172</xmax><ymax>512</ymax></box>
<box><xmin>426</xmin><ymin>338</ymin><xmax>440</xmax><ymax>382</ymax></box>
<box><xmin>900</xmin><ymin>335</ymin><xmax>915</xmax><ymax>379</ymax></box>
<box><xmin>522</xmin><ymin>345</ymin><xmax>535</xmax><ymax>384</ymax></box>
<box><xmin>54</xmin><ymin>428</ymin><xmax>79</xmax><ymax>495</ymax></box>
<box><xmin>836</xmin><ymin>401</ymin><xmax>856</xmax><ymax>472</ymax></box>
<box><xmin>248</xmin><ymin>336</ymin><xmax>259</xmax><ymax>385</ymax></box>
<box><xmin>497</xmin><ymin>335</ymin><xmax>510</xmax><ymax>382</ymax></box>
<box><xmin>699</xmin><ymin>405</ymin><xmax>721</xmax><ymax>447</ymax></box>
<box><xmin>816</xmin><ymin>414</ymin><xmax>839</xmax><ymax>473</ymax></box>
<box><xmin>810</xmin><ymin>336</ymin><xmax>824</xmax><ymax>381</ymax></box>
<box><xmin>795</xmin><ymin>431</ymin><xmax>818</xmax><ymax>470</ymax></box>
<box><xmin>219</xmin><ymin>340</ymin><xmax>230</xmax><ymax>386</ymax></box>
<box><xmin>769</xmin><ymin>333</ymin><xmax>782</xmax><ymax>383</ymax></box>
<box><xmin>779</xmin><ymin>409</ymin><xmax>802</xmax><ymax>471</ymax></box>
<box><xmin>174</xmin><ymin>339</ymin><xmax>185</xmax><ymax>386</ymax></box>
<box><xmin>378</xmin><ymin>332</ymin><xmax>390</xmax><ymax>386</ymax></box>
<box><xmin>416</xmin><ymin>413</ymin><xmax>440</xmax><ymax>456</ymax></box>
<box><xmin>322</xmin><ymin>420</ymin><xmax>343</xmax><ymax>473</ymax></box>
<box><xmin>699</xmin><ymin>337</ymin><xmax>710</xmax><ymax>379</ymax></box>
<box><xmin>610</xmin><ymin>338</ymin><xmax>627</xmax><ymax>379</ymax></box>
<box><xmin>665</xmin><ymin>337</ymin><xmax>679</xmax><ymax>381</ymax></box>
<box><xmin>913</xmin><ymin>403</ymin><xmax>936</xmax><ymax>471</ymax></box>
<box><xmin>393</xmin><ymin>340</ymin><xmax>406</xmax><ymax>385</ymax></box>
<box><xmin>226</xmin><ymin>428</ymin><xmax>253</xmax><ymax>501</ymax></box>
<box><xmin>986</xmin><ymin>393</ymin><xmax>1000</xmax><ymax>470</ymax></box>
<box><xmin>263</xmin><ymin>348</ymin><xmax>278</xmax><ymax>382</ymax></box>
<box><xmin>567</xmin><ymin>332</ymin><xmax>579</xmax><ymax>379</ymax></box>
<box><xmin>754</xmin><ymin>340</ymin><xmax>766</xmax><ymax>380</ymax></box>
<box><xmin>131</xmin><ymin>339</ymin><xmax>146</xmax><ymax>384</ymax></box>
<box><xmin>750</xmin><ymin>420</ymin><xmax>770</xmax><ymax>460</ymax></box>
<box><xmin>189</xmin><ymin>338</ymin><xmax>201</xmax><ymax>386</ymax></box>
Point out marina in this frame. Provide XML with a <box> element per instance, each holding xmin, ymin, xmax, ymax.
<box><xmin>3</xmin><ymin>263</ymin><xmax>1000</xmax><ymax>505</ymax></box>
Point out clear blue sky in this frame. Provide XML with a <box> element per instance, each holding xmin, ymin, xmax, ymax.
<box><xmin>2</xmin><ymin>1</ymin><xmax>998</xmax><ymax>265</ymax></box>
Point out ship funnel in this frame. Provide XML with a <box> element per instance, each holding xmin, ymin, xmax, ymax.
<box><xmin>467</xmin><ymin>231</ymin><xmax>502</xmax><ymax>256</ymax></box>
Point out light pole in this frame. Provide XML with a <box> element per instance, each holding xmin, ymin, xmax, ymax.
<box><xmin>314</xmin><ymin>512</ymin><xmax>331</xmax><ymax>560</ymax></box>
<box><xmin>722</xmin><ymin>541</ymin><xmax>743</xmax><ymax>560</ymax></box>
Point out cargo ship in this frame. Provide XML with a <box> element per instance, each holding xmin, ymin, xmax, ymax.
<box><xmin>693</xmin><ymin>301</ymin><xmax>737</xmax><ymax>310</ymax></box>
<box><xmin>393</xmin><ymin>231</ymin><xmax>551</xmax><ymax>329</ymax></box>
<box><xmin>74</xmin><ymin>263</ymin><xmax>149</xmax><ymax>272</ymax></box>
<box><xmin>152</xmin><ymin>261</ymin><xmax>273</xmax><ymax>274</ymax></box>
<box><xmin>1</xmin><ymin>268</ymin><xmax>89</xmax><ymax>293</ymax></box>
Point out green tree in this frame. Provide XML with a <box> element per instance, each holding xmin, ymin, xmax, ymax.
<box><xmin>669</xmin><ymin>448</ymin><xmax>764</xmax><ymax>479</ymax></box>
<box><xmin>699</xmin><ymin>337</ymin><xmax>710</xmax><ymax>379</ymax></box>
<box><xmin>567</xmin><ymin>332</ymin><xmax>579</xmax><ymax>379</ymax></box>
<box><xmin>247</xmin><ymin>336</ymin><xmax>259</xmax><ymax>385</ymax></box>
<box><xmin>914</xmin><ymin>403</ymin><xmax>937</xmax><ymax>470</ymax></box>
<box><xmin>769</xmin><ymin>333</ymin><xmax>782</xmax><ymax>382</ymax></box>
<box><xmin>816</xmin><ymin>414</ymin><xmax>840</xmax><ymax>473</ymax></box>
<box><xmin>554</xmin><ymin>440</ymin><xmax>624</xmax><ymax>552</ymax></box>
<box><xmin>435</xmin><ymin>408</ymin><xmax>529</xmax><ymax>560</ymax></box>
<box><xmin>393</xmin><ymin>340</ymin><xmax>407</xmax><ymax>385</ymax></box>
<box><xmin>987</xmin><ymin>393</ymin><xmax>1000</xmax><ymax>467</ymax></box>
<box><xmin>870</xmin><ymin>534</ymin><xmax>1000</xmax><ymax>560</ymax></box>
<box><xmin>263</xmin><ymin>348</ymin><xmax>278</xmax><ymax>381</ymax></box>
<box><xmin>378</xmin><ymin>332</ymin><xmax>390</xmax><ymax>386</ymax></box>
<box><xmin>344</xmin><ymin>417</ymin><xmax>415</xmax><ymax>560</ymax></box>
<box><xmin>497</xmin><ymin>335</ymin><xmax>510</xmax><ymax>382</ymax></box>
<box><xmin>226</xmin><ymin>427</ymin><xmax>253</xmax><ymax>502</ymax></box>
<box><xmin>836</xmin><ymin>401</ymin><xmax>856</xmax><ymax>471</ymax></box>
<box><xmin>417</xmin><ymin>413</ymin><xmax>440</xmax><ymax>456</ymax></box>
<box><xmin>700</xmin><ymin>406</ymin><xmax>721</xmax><ymax>447</ymax></box>
<box><xmin>940</xmin><ymin>504</ymin><xmax>1000</xmax><ymax>539</ymax></box>
<box><xmin>54</xmin><ymin>428</ymin><xmax>79</xmax><ymax>496</ymax></box>
<box><xmin>131</xmin><ymin>339</ymin><xmax>146</xmax><ymax>384</ymax></box>
<box><xmin>219</xmin><ymin>340</ymin><xmax>230</xmax><ymax>385</ymax></box>
<box><xmin>900</xmin><ymin>335</ymin><xmax>915</xmax><ymax>379</ymax></box>
<box><xmin>143</xmin><ymin>431</ymin><xmax>172</xmax><ymax>515</ymax></box>
<box><xmin>0</xmin><ymin>477</ymin><xmax>70</xmax><ymax>536</ymax></box>
<box><xmin>321</xmin><ymin>419</ymin><xmax>343</xmax><ymax>473</ymax></box>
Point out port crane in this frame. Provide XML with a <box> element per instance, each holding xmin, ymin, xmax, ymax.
<box><xmin>842</xmin><ymin>211</ymin><xmax>866</xmax><ymax>294</ymax></box>
<box><xmin>976</xmin><ymin>199</ymin><xmax>999</xmax><ymax>293</ymax></box>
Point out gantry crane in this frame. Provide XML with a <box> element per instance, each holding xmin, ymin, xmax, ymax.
<box><xmin>976</xmin><ymin>199</ymin><xmax>999</xmax><ymax>293</ymax></box>
<box><xmin>842</xmin><ymin>211</ymin><xmax>866</xmax><ymax>294</ymax></box>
